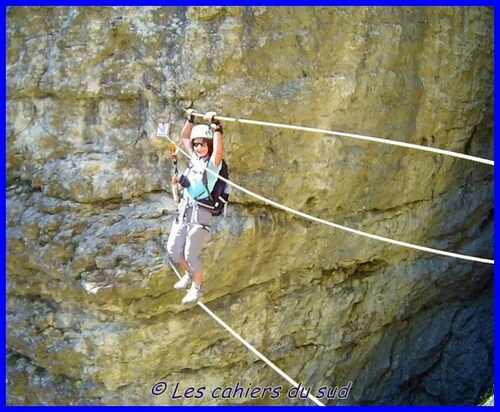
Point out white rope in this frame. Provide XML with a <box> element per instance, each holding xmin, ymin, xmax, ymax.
<box><xmin>168</xmin><ymin>261</ymin><xmax>325</xmax><ymax>407</ymax></box>
<box><xmin>189</xmin><ymin>111</ymin><xmax>494</xmax><ymax>166</ymax></box>
<box><xmin>164</xmin><ymin>136</ymin><xmax>493</xmax><ymax>265</ymax></box>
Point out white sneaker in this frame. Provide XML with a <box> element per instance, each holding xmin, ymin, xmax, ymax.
<box><xmin>181</xmin><ymin>283</ymin><xmax>204</xmax><ymax>304</ymax></box>
<box><xmin>174</xmin><ymin>272</ymin><xmax>192</xmax><ymax>290</ymax></box>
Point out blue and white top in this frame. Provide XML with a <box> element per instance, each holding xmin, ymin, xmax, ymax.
<box><xmin>184</xmin><ymin>152</ymin><xmax>222</xmax><ymax>202</ymax></box>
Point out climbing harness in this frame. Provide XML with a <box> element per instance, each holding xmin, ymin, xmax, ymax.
<box><xmin>167</xmin><ymin>260</ymin><xmax>325</xmax><ymax>407</ymax></box>
<box><xmin>175</xmin><ymin>198</ymin><xmax>211</xmax><ymax>232</ymax></box>
<box><xmin>187</xmin><ymin>110</ymin><xmax>494</xmax><ymax>166</ymax></box>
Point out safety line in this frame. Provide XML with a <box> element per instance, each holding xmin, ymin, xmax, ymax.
<box><xmin>189</xmin><ymin>111</ymin><xmax>494</xmax><ymax>166</ymax></box>
<box><xmin>168</xmin><ymin>261</ymin><xmax>325</xmax><ymax>407</ymax></box>
<box><xmin>163</xmin><ymin>136</ymin><xmax>494</xmax><ymax>265</ymax></box>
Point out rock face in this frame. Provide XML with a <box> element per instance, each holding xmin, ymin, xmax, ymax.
<box><xmin>7</xmin><ymin>6</ymin><xmax>493</xmax><ymax>406</ymax></box>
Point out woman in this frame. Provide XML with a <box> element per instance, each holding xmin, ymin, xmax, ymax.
<box><xmin>167</xmin><ymin>109</ymin><xmax>223</xmax><ymax>304</ymax></box>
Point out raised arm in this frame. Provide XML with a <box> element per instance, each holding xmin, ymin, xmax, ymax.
<box><xmin>205</xmin><ymin>111</ymin><xmax>223</xmax><ymax>168</ymax></box>
<box><xmin>181</xmin><ymin>109</ymin><xmax>195</xmax><ymax>154</ymax></box>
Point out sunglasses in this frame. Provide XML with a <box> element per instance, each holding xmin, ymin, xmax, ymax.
<box><xmin>193</xmin><ymin>141</ymin><xmax>208</xmax><ymax>148</ymax></box>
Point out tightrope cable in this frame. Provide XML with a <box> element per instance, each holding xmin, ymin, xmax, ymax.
<box><xmin>163</xmin><ymin>135</ymin><xmax>493</xmax><ymax>265</ymax></box>
<box><xmin>168</xmin><ymin>261</ymin><xmax>325</xmax><ymax>407</ymax></box>
<box><xmin>189</xmin><ymin>111</ymin><xmax>494</xmax><ymax>166</ymax></box>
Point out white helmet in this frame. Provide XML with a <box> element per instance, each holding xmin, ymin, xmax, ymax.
<box><xmin>190</xmin><ymin>125</ymin><xmax>213</xmax><ymax>140</ymax></box>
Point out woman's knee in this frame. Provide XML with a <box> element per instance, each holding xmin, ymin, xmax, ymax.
<box><xmin>167</xmin><ymin>237</ymin><xmax>186</xmax><ymax>265</ymax></box>
<box><xmin>168</xmin><ymin>247</ymin><xmax>184</xmax><ymax>264</ymax></box>
<box><xmin>185</xmin><ymin>251</ymin><xmax>203</xmax><ymax>273</ymax></box>
<box><xmin>184</xmin><ymin>227</ymin><xmax>208</xmax><ymax>272</ymax></box>
<box><xmin>167</xmin><ymin>221</ymin><xmax>187</xmax><ymax>263</ymax></box>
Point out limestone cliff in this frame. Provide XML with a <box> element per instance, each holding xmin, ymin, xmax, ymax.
<box><xmin>7</xmin><ymin>6</ymin><xmax>493</xmax><ymax>406</ymax></box>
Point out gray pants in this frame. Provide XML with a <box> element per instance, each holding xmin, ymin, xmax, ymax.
<box><xmin>167</xmin><ymin>201</ymin><xmax>212</xmax><ymax>273</ymax></box>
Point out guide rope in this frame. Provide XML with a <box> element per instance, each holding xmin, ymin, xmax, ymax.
<box><xmin>188</xmin><ymin>111</ymin><xmax>494</xmax><ymax>166</ymax></box>
<box><xmin>168</xmin><ymin>261</ymin><xmax>325</xmax><ymax>407</ymax></box>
